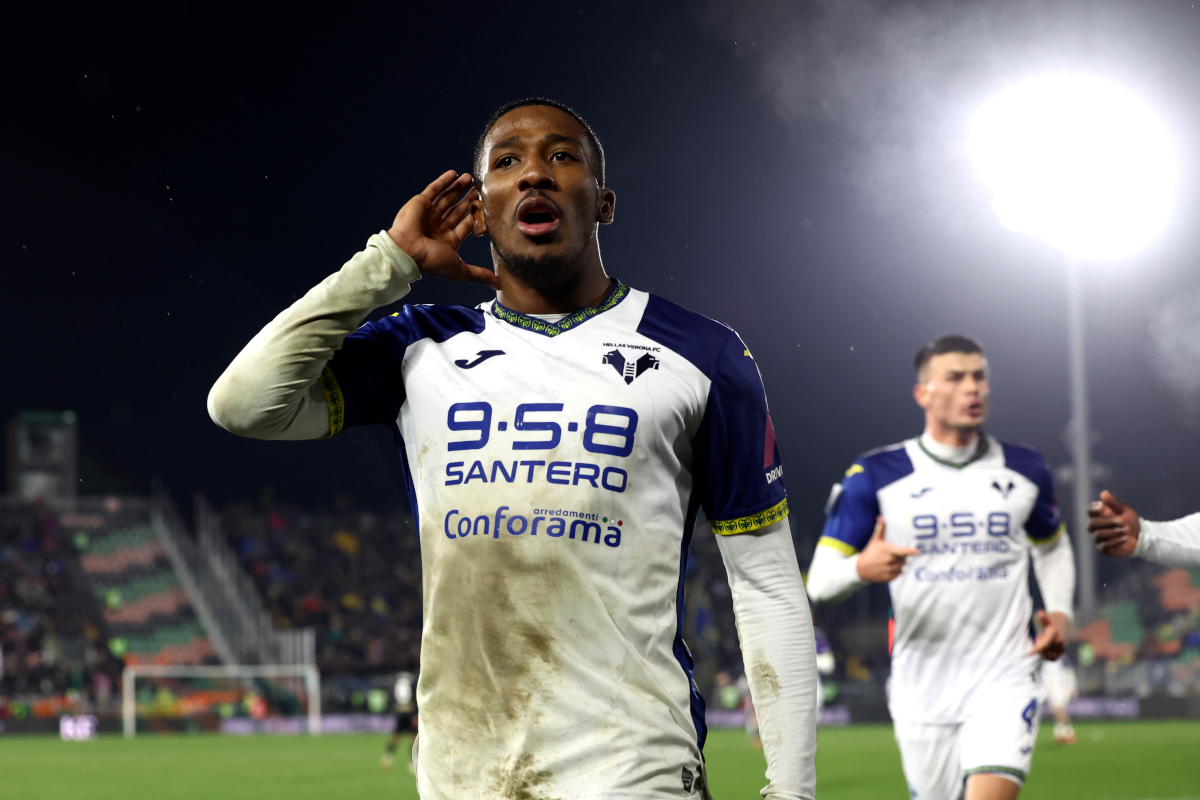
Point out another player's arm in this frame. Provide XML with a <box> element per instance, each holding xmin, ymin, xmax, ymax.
<box><xmin>1089</xmin><ymin>490</ymin><xmax>1200</xmax><ymax>569</ymax></box>
<box><xmin>207</xmin><ymin>171</ymin><xmax>496</xmax><ymax>439</ymax></box>
<box><xmin>805</xmin><ymin>465</ymin><xmax>919</xmax><ymax>602</ymax></box>
<box><xmin>702</xmin><ymin>333</ymin><xmax>815</xmax><ymax>800</ymax></box>
<box><xmin>1025</xmin><ymin>457</ymin><xmax>1074</xmax><ymax>660</ymax></box>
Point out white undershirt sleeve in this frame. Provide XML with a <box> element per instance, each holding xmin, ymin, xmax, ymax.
<box><xmin>1030</xmin><ymin>529</ymin><xmax>1076</xmax><ymax>624</ymax></box>
<box><xmin>207</xmin><ymin>231</ymin><xmax>420</xmax><ymax>440</ymax></box>
<box><xmin>715</xmin><ymin>517</ymin><xmax>817</xmax><ymax>800</ymax></box>
<box><xmin>1135</xmin><ymin>513</ymin><xmax>1200</xmax><ymax>570</ymax></box>
<box><xmin>804</xmin><ymin>541</ymin><xmax>866</xmax><ymax>603</ymax></box>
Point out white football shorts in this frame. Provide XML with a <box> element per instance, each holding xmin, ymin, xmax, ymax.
<box><xmin>893</xmin><ymin>683</ymin><xmax>1043</xmax><ymax>800</ymax></box>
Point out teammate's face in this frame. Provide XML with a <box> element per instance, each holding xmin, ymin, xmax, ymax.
<box><xmin>472</xmin><ymin>106</ymin><xmax>614</xmax><ymax>280</ymax></box>
<box><xmin>914</xmin><ymin>352</ymin><xmax>989</xmax><ymax>432</ymax></box>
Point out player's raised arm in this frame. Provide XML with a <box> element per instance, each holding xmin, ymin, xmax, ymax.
<box><xmin>207</xmin><ymin>171</ymin><xmax>497</xmax><ymax>440</ymax></box>
<box><xmin>1090</xmin><ymin>490</ymin><xmax>1200</xmax><ymax>569</ymax></box>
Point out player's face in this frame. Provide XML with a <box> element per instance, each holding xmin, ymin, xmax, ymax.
<box><xmin>915</xmin><ymin>352</ymin><xmax>989</xmax><ymax>432</ymax></box>
<box><xmin>472</xmin><ymin>106</ymin><xmax>615</xmax><ymax>278</ymax></box>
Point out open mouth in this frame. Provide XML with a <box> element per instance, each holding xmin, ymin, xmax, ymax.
<box><xmin>517</xmin><ymin>196</ymin><xmax>561</xmax><ymax>237</ymax></box>
<box><xmin>965</xmin><ymin>402</ymin><xmax>983</xmax><ymax>416</ymax></box>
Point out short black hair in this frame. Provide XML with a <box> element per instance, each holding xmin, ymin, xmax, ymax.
<box><xmin>473</xmin><ymin>97</ymin><xmax>605</xmax><ymax>187</ymax></box>
<box><xmin>914</xmin><ymin>335</ymin><xmax>984</xmax><ymax>377</ymax></box>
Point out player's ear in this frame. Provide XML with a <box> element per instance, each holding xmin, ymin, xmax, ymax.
<box><xmin>913</xmin><ymin>382</ymin><xmax>930</xmax><ymax>410</ymax></box>
<box><xmin>470</xmin><ymin>185</ymin><xmax>488</xmax><ymax>237</ymax></box>
<box><xmin>597</xmin><ymin>187</ymin><xmax>616</xmax><ymax>224</ymax></box>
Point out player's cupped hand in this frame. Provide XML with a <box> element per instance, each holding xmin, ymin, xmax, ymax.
<box><xmin>1029</xmin><ymin>610</ymin><xmax>1069</xmax><ymax>661</ymax></box>
<box><xmin>1087</xmin><ymin>490</ymin><xmax>1140</xmax><ymax>559</ymax></box>
<box><xmin>387</xmin><ymin>170</ymin><xmax>499</xmax><ymax>289</ymax></box>
<box><xmin>856</xmin><ymin>517</ymin><xmax>922</xmax><ymax>583</ymax></box>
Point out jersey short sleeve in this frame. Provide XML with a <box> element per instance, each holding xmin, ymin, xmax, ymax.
<box><xmin>819</xmin><ymin>461</ymin><xmax>879</xmax><ymax>555</ymax></box>
<box><xmin>819</xmin><ymin>444</ymin><xmax>913</xmax><ymax>555</ymax></box>
<box><xmin>697</xmin><ymin>333</ymin><xmax>788</xmax><ymax>535</ymax></box>
<box><xmin>324</xmin><ymin>312</ymin><xmax>410</xmax><ymax>432</ymax></box>
<box><xmin>323</xmin><ymin>304</ymin><xmax>487</xmax><ymax>433</ymax></box>
<box><xmin>1001</xmin><ymin>443</ymin><xmax>1064</xmax><ymax>543</ymax></box>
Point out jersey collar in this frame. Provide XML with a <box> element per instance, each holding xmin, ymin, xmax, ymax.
<box><xmin>916</xmin><ymin>433</ymin><xmax>989</xmax><ymax>470</ymax></box>
<box><xmin>490</xmin><ymin>280</ymin><xmax>630</xmax><ymax>338</ymax></box>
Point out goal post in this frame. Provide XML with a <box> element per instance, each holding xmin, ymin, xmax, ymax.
<box><xmin>122</xmin><ymin>664</ymin><xmax>321</xmax><ymax>738</ymax></box>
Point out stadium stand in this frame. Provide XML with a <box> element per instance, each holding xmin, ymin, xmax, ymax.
<box><xmin>74</xmin><ymin>499</ymin><xmax>218</xmax><ymax>667</ymax></box>
<box><xmin>218</xmin><ymin>501</ymin><xmax>422</xmax><ymax>677</ymax></box>
<box><xmin>1074</xmin><ymin>560</ymin><xmax>1200</xmax><ymax>698</ymax></box>
<box><xmin>0</xmin><ymin>499</ymin><xmax>123</xmax><ymax>720</ymax></box>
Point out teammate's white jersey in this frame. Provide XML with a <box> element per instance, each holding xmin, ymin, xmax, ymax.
<box><xmin>820</xmin><ymin>435</ymin><xmax>1062</xmax><ymax>724</ymax></box>
<box><xmin>325</xmin><ymin>282</ymin><xmax>787</xmax><ymax>799</ymax></box>
<box><xmin>393</xmin><ymin>671</ymin><xmax>416</xmax><ymax>711</ymax></box>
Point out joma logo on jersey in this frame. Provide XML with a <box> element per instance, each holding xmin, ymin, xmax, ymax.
<box><xmin>602</xmin><ymin>349</ymin><xmax>659</xmax><ymax>384</ymax></box>
<box><xmin>454</xmin><ymin>350</ymin><xmax>505</xmax><ymax>369</ymax></box>
<box><xmin>992</xmin><ymin>479</ymin><xmax>1015</xmax><ymax>498</ymax></box>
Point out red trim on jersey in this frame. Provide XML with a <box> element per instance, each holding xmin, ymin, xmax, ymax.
<box><xmin>764</xmin><ymin>412</ymin><xmax>777</xmax><ymax>468</ymax></box>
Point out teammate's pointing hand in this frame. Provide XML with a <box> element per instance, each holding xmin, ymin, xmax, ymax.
<box><xmin>856</xmin><ymin>516</ymin><xmax>922</xmax><ymax>583</ymax></box>
<box><xmin>387</xmin><ymin>170</ymin><xmax>499</xmax><ymax>289</ymax></box>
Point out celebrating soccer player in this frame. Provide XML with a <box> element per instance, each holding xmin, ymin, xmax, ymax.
<box><xmin>805</xmin><ymin>335</ymin><xmax>1076</xmax><ymax>800</ymax></box>
<box><xmin>208</xmin><ymin>99</ymin><xmax>817</xmax><ymax>799</ymax></box>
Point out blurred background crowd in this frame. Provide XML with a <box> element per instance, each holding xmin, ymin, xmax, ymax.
<box><xmin>3</xmin><ymin>484</ymin><xmax>1198</xmax><ymax>725</ymax></box>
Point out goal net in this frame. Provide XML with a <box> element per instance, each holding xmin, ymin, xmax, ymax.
<box><xmin>121</xmin><ymin>665</ymin><xmax>321</xmax><ymax>737</ymax></box>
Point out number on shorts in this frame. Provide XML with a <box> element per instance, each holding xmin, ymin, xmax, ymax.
<box><xmin>1020</xmin><ymin>698</ymin><xmax>1037</xmax><ymax>733</ymax></box>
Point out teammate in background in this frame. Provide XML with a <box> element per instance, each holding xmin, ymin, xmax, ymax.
<box><xmin>379</xmin><ymin>670</ymin><xmax>417</xmax><ymax>773</ymax></box>
<box><xmin>208</xmin><ymin>99</ymin><xmax>817</xmax><ymax>799</ymax></box>
<box><xmin>734</xmin><ymin>671</ymin><xmax>761</xmax><ymax>749</ymax></box>
<box><xmin>805</xmin><ymin>335</ymin><xmax>1076</xmax><ymax>800</ymax></box>
<box><xmin>814</xmin><ymin>626</ymin><xmax>836</xmax><ymax>713</ymax></box>
<box><xmin>1041</xmin><ymin>656</ymin><xmax>1077</xmax><ymax>745</ymax></box>
<box><xmin>1088</xmin><ymin>491</ymin><xmax>1200</xmax><ymax>569</ymax></box>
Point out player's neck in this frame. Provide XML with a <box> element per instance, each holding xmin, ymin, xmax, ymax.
<box><xmin>922</xmin><ymin>421</ymin><xmax>979</xmax><ymax>450</ymax></box>
<box><xmin>493</xmin><ymin>250</ymin><xmax>614</xmax><ymax>315</ymax></box>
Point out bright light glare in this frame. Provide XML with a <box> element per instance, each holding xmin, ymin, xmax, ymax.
<box><xmin>970</xmin><ymin>76</ymin><xmax>1176</xmax><ymax>260</ymax></box>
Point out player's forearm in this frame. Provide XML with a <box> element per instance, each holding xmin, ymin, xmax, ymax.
<box><xmin>1135</xmin><ymin>513</ymin><xmax>1200</xmax><ymax>569</ymax></box>
<box><xmin>1031</xmin><ymin>530</ymin><xmax>1076</xmax><ymax>623</ymax></box>
<box><xmin>717</xmin><ymin>518</ymin><xmax>817</xmax><ymax>800</ymax></box>
<box><xmin>804</xmin><ymin>541</ymin><xmax>866</xmax><ymax>603</ymax></box>
<box><xmin>207</xmin><ymin>232</ymin><xmax>420</xmax><ymax>439</ymax></box>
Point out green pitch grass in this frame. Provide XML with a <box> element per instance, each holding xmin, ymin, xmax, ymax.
<box><xmin>0</xmin><ymin>721</ymin><xmax>1197</xmax><ymax>799</ymax></box>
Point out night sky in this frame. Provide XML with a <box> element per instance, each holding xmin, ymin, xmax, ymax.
<box><xmin>5</xmin><ymin>2</ymin><xmax>1200</xmax><ymax>568</ymax></box>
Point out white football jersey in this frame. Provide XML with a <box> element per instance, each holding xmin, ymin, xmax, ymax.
<box><xmin>324</xmin><ymin>282</ymin><xmax>786</xmax><ymax>799</ymax></box>
<box><xmin>820</xmin><ymin>436</ymin><xmax>1063</xmax><ymax>724</ymax></box>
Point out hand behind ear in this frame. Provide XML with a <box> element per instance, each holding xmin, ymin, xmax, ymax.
<box><xmin>388</xmin><ymin>170</ymin><xmax>498</xmax><ymax>288</ymax></box>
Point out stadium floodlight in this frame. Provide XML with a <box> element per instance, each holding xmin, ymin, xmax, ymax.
<box><xmin>970</xmin><ymin>75</ymin><xmax>1176</xmax><ymax>261</ymax></box>
<box><xmin>970</xmin><ymin>76</ymin><xmax>1178</xmax><ymax>623</ymax></box>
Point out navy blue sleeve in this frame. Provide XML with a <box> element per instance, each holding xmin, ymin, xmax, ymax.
<box><xmin>1002</xmin><ymin>443</ymin><xmax>1063</xmax><ymax>542</ymax></box>
<box><xmin>819</xmin><ymin>461</ymin><xmax>879</xmax><ymax>554</ymax></box>
<box><xmin>324</xmin><ymin>310</ymin><xmax>412</xmax><ymax>431</ymax></box>
<box><xmin>698</xmin><ymin>333</ymin><xmax>788</xmax><ymax>534</ymax></box>
<box><xmin>324</xmin><ymin>304</ymin><xmax>488</xmax><ymax>433</ymax></box>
